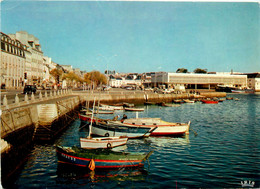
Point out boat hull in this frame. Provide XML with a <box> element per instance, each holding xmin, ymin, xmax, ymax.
<box><xmin>56</xmin><ymin>146</ymin><xmax>149</xmax><ymax>168</ymax></box>
<box><xmin>91</xmin><ymin>122</ymin><xmax>151</xmax><ymax>138</ymax></box>
<box><xmin>80</xmin><ymin>137</ymin><xmax>128</xmax><ymax>149</ymax></box>
<box><xmin>121</xmin><ymin>119</ymin><xmax>190</xmax><ymax>136</ymax></box>
<box><xmin>201</xmin><ymin>100</ymin><xmax>218</xmax><ymax>104</ymax></box>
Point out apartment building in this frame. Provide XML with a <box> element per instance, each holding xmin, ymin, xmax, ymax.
<box><xmin>1</xmin><ymin>32</ymin><xmax>26</xmax><ymax>89</ymax></box>
<box><xmin>9</xmin><ymin>31</ymin><xmax>44</xmax><ymax>86</ymax></box>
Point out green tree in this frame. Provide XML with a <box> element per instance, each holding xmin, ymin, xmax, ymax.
<box><xmin>194</xmin><ymin>68</ymin><xmax>207</xmax><ymax>74</ymax></box>
<box><xmin>176</xmin><ymin>68</ymin><xmax>188</xmax><ymax>73</ymax></box>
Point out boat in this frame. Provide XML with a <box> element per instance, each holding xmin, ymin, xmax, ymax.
<box><xmin>120</xmin><ymin>118</ymin><xmax>190</xmax><ymax>136</ymax></box>
<box><xmin>124</xmin><ymin>107</ymin><xmax>145</xmax><ymax>111</ymax></box>
<box><xmin>80</xmin><ymin>98</ymin><xmax>127</xmax><ymax>149</ymax></box>
<box><xmin>99</xmin><ymin>104</ymin><xmax>124</xmax><ymax>111</ymax></box>
<box><xmin>56</xmin><ymin>145</ymin><xmax>153</xmax><ymax>169</ymax></box>
<box><xmin>90</xmin><ymin>118</ymin><xmax>154</xmax><ymax>138</ymax></box>
<box><xmin>80</xmin><ymin>137</ymin><xmax>128</xmax><ymax>149</ymax></box>
<box><xmin>173</xmin><ymin>99</ymin><xmax>184</xmax><ymax>104</ymax></box>
<box><xmin>201</xmin><ymin>99</ymin><xmax>219</xmax><ymax>104</ymax></box>
<box><xmin>144</xmin><ymin>102</ymin><xmax>156</xmax><ymax>105</ymax></box>
<box><xmin>183</xmin><ymin>99</ymin><xmax>195</xmax><ymax>103</ymax></box>
<box><xmin>231</xmin><ymin>89</ymin><xmax>255</xmax><ymax>93</ymax></box>
<box><xmin>158</xmin><ymin>102</ymin><xmax>180</xmax><ymax>107</ymax></box>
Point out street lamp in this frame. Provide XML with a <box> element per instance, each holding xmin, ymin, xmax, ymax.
<box><xmin>97</xmin><ymin>54</ymin><xmax>118</xmax><ymax>86</ymax></box>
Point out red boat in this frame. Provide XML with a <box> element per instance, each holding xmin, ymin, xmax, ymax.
<box><xmin>201</xmin><ymin>100</ymin><xmax>219</xmax><ymax>104</ymax></box>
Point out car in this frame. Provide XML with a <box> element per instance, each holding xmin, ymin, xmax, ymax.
<box><xmin>23</xmin><ymin>85</ymin><xmax>37</xmax><ymax>94</ymax></box>
<box><xmin>103</xmin><ymin>86</ymin><xmax>111</xmax><ymax>91</ymax></box>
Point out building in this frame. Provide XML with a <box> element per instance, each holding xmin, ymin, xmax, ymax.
<box><xmin>60</xmin><ymin>65</ymin><xmax>73</xmax><ymax>73</ymax></box>
<box><xmin>244</xmin><ymin>72</ymin><xmax>260</xmax><ymax>92</ymax></box>
<box><xmin>9</xmin><ymin>31</ymin><xmax>44</xmax><ymax>86</ymax></box>
<box><xmin>151</xmin><ymin>72</ymin><xmax>247</xmax><ymax>90</ymax></box>
<box><xmin>1</xmin><ymin>32</ymin><xmax>26</xmax><ymax>89</ymax></box>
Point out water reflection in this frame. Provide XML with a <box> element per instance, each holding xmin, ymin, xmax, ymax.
<box><xmin>144</xmin><ymin>135</ymin><xmax>190</xmax><ymax>148</ymax></box>
<box><xmin>56</xmin><ymin>163</ymin><xmax>148</xmax><ymax>184</ymax></box>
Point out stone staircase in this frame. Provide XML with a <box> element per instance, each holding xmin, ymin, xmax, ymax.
<box><xmin>33</xmin><ymin>104</ymin><xmax>58</xmax><ymax>141</ymax></box>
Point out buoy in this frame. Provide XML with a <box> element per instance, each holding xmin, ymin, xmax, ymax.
<box><xmin>88</xmin><ymin>158</ymin><xmax>95</xmax><ymax>171</ymax></box>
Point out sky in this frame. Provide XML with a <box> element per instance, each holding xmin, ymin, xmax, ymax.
<box><xmin>1</xmin><ymin>1</ymin><xmax>259</xmax><ymax>73</ymax></box>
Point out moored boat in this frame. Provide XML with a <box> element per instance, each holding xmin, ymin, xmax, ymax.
<box><xmin>183</xmin><ymin>99</ymin><xmax>195</xmax><ymax>103</ymax></box>
<box><xmin>201</xmin><ymin>99</ymin><xmax>219</xmax><ymax>104</ymax></box>
<box><xmin>80</xmin><ymin>137</ymin><xmax>128</xmax><ymax>149</ymax></box>
<box><xmin>80</xmin><ymin>98</ymin><xmax>128</xmax><ymax>149</ymax></box>
<box><xmin>56</xmin><ymin>145</ymin><xmax>153</xmax><ymax>169</ymax></box>
<box><xmin>124</xmin><ymin>107</ymin><xmax>145</xmax><ymax>111</ymax></box>
<box><xmin>90</xmin><ymin>119</ymin><xmax>154</xmax><ymax>138</ymax></box>
<box><xmin>120</xmin><ymin>118</ymin><xmax>190</xmax><ymax>136</ymax></box>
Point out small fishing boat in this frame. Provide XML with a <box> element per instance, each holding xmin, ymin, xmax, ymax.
<box><xmin>80</xmin><ymin>137</ymin><xmax>128</xmax><ymax>149</ymax></box>
<box><xmin>124</xmin><ymin>107</ymin><xmax>145</xmax><ymax>111</ymax></box>
<box><xmin>226</xmin><ymin>97</ymin><xmax>233</xmax><ymax>100</ymax></box>
<box><xmin>120</xmin><ymin>118</ymin><xmax>190</xmax><ymax>136</ymax></box>
<box><xmin>183</xmin><ymin>99</ymin><xmax>195</xmax><ymax>103</ymax></box>
<box><xmin>144</xmin><ymin>102</ymin><xmax>156</xmax><ymax>105</ymax></box>
<box><xmin>173</xmin><ymin>99</ymin><xmax>184</xmax><ymax>104</ymax></box>
<box><xmin>231</xmin><ymin>89</ymin><xmax>254</xmax><ymax>93</ymax></box>
<box><xmin>88</xmin><ymin>110</ymin><xmax>114</xmax><ymax>115</ymax></box>
<box><xmin>201</xmin><ymin>100</ymin><xmax>219</xmax><ymax>104</ymax></box>
<box><xmin>90</xmin><ymin>119</ymin><xmax>154</xmax><ymax>138</ymax></box>
<box><xmin>99</xmin><ymin>104</ymin><xmax>124</xmax><ymax>111</ymax></box>
<box><xmin>56</xmin><ymin>145</ymin><xmax>153</xmax><ymax>169</ymax></box>
<box><xmin>80</xmin><ymin>98</ymin><xmax>127</xmax><ymax>149</ymax></box>
<box><xmin>158</xmin><ymin>102</ymin><xmax>179</xmax><ymax>107</ymax></box>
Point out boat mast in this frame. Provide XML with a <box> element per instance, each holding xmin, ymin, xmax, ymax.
<box><xmin>88</xmin><ymin>97</ymin><xmax>96</xmax><ymax>138</ymax></box>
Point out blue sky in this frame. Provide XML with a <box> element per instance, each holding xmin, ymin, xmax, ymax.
<box><xmin>1</xmin><ymin>1</ymin><xmax>259</xmax><ymax>73</ymax></box>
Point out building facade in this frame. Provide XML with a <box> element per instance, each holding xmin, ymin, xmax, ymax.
<box><xmin>246</xmin><ymin>73</ymin><xmax>260</xmax><ymax>92</ymax></box>
<box><xmin>9</xmin><ymin>31</ymin><xmax>44</xmax><ymax>86</ymax></box>
<box><xmin>1</xmin><ymin>32</ymin><xmax>26</xmax><ymax>89</ymax></box>
<box><xmin>151</xmin><ymin>72</ymin><xmax>247</xmax><ymax>89</ymax></box>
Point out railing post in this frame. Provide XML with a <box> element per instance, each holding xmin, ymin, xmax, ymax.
<box><xmin>31</xmin><ymin>93</ymin><xmax>35</xmax><ymax>101</ymax></box>
<box><xmin>45</xmin><ymin>91</ymin><xmax>48</xmax><ymax>99</ymax></box>
<box><xmin>3</xmin><ymin>95</ymin><xmax>8</xmax><ymax>107</ymax></box>
<box><xmin>15</xmin><ymin>94</ymin><xmax>20</xmax><ymax>104</ymax></box>
<box><xmin>39</xmin><ymin>92</ymin><xmax>43</xmax><ymax>100</ymax></box>
<box><xmin>24</xmin><ymin>93</ymin><xmax>29</xmax><ymax>103</ymax></box>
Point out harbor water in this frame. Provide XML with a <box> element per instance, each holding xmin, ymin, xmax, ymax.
<box><xmin>8</xmin><ymin>93</ymin><xmax>260</xmax><ymax>188</ymax></box>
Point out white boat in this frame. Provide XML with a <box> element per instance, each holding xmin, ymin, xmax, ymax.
<box><xmin>98</xmin><ymin>104</ymin><xmax>124</xmax><ymax>111</ymax></box>
<box><xmin>80</xmin><ymin>98</ymin><xmax>127</xmax><ymax>149</ymax></box>
<box><xmin>183</xmin><ymin>99</ymin><xmax>195</xmax><ymax>103</ymax></box>
<box><xmin>124</xmin><ymin>107</ymin><xmax>145</xmax><ymax>111</ymax></box>
<box><xmin>80</xmin><ymin>137</ymin><xmax>128</xmax><ymax>149</ymax></box>
<box><xmin>119</xmin><ymin>118</ymin><xmax>190</xmax><ymax>136</ymax></box>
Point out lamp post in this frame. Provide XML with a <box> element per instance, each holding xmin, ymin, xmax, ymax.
<box><xmin>97</xmin><ymin>54</ymin><xmax>117</xmax><ymax>86</ymax></box>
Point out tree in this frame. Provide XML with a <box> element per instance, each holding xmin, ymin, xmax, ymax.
<box><xmin>176</xmin><ymin>68</ymin><xmax>188</xmax><ymax>73</ymax></box>
<box><xmin>50</xmin><ymin>68</ymin><xmax>63</xmax><ymax>84</ymax></box>
<box><xmin>84</xmin><ymin>71</ymin><xmax>107</xmax><ymax>87</ymax></box>
<box><xmin>194</xmin><ymin>68</ymin><xmax>208</xmax><ymax>74</ymax></box>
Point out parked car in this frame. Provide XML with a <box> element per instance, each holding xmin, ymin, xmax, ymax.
<box><xmin>23</xmin><ymin>85</ymin><xmax>37</xmax><ymax>94</ymax></box>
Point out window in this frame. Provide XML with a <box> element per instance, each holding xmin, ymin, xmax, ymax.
<box><xmin>1</xmin><ymin>42</ymin><xmax>5</xmax><ymax>50</ymax></box>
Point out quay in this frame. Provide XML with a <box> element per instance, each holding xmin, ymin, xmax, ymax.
<box><xmin>0</xmin><ymin>89</ymin><xmax>225</xmax><ymax>184</ymax></box>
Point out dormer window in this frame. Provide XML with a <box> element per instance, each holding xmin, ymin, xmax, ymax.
<box><xmin>28</xmin><ymin>41</ymin><xmax>33</xmax><ymax>47</ymax></box>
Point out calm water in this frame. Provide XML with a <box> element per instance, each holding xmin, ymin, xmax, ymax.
<box><xmin>11</xmin><ymin>94</ymin><xmax>260</xmax><ymax>188</ymax></box>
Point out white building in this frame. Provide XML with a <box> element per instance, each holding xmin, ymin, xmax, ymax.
<box><xmin>61</xmin><ymin>65</ymin><xmax>73</xmax><ymax>73</ymax></box>
<box><xmin>9</xmin><ymin>31</ymin><xmax>44</xmax><ymax>86</ymax></box>
<box><xmin>151</xmin><ymin>72</ymin><xmax>247</xmax><ymax>89</ymax></box>
<box><xmin>246</xmin><ymin>73</ymin><xmax>260</xmax><ymax>92</ymax></box>
<box><xmin>1</xmin><ymin>32</ymin><xmax>26</xmax><ymax>89</ymax></box>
